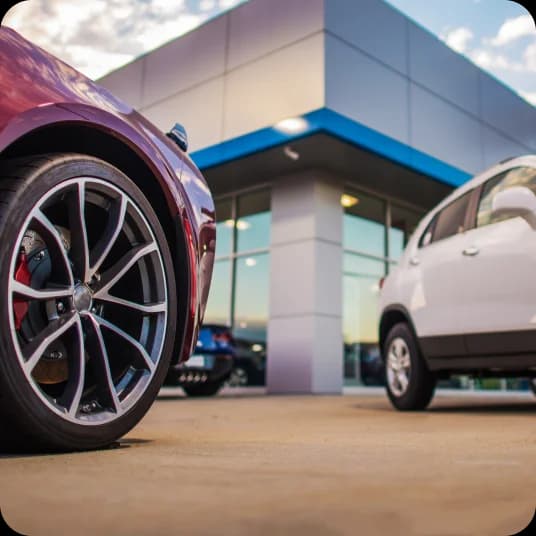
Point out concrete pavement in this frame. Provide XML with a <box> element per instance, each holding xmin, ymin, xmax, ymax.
<box><xmin>1</xmin><ymin>389</ymin><xmax>535</xmax><ymax>535</ymax></box>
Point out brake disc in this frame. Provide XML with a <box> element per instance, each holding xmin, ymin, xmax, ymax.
<box><xmin>19</xmin><ymin>229</ymin><xmax>71</xmax><ymax>385</ymax></box>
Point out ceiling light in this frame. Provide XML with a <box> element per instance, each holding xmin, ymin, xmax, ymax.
<box><xmin>274</xmin><ymin>117</ymin><xmax>309</xmax><ymax>134</ymax></box>
<box><xmin>224</xmin><ymin>219</ymin><xmax>235</xmax><ymax>227</ymax></box>
<box><xmin>245</xmin><ymin>257</ymin><xmax>257</xmax><ymax>267</ymax></box>
<box><xmin>236</xmin><ymin>220</ymin><xmax>251</xmax><ymax>231</ymax></box>
<box><xmin>341</xmin><ymin>194</ymin><xmax>359</xmax><ymax>208</ymax></box>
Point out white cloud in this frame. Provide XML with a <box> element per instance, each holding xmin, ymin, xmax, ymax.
<box><xmin>491</xmin><ymin>14</ymin><xmax>535</xmax><ymax>46</ymax></box>
<box><xmin>219</xmin><ymin>0</ymin><xmax>243</xmax><ymax>8</ymax></box>
<box><xmin>443</xmin><ymin>26</ymin><xmax>474</xmax><ymax>53</ymax></box>
<box><xmin>520</xmin><ymin>91</ymin><xmax>536</xmax><ymax>105</ymax></box>
<box><xmin>200</xmin><ymin>0</ymin><xmax>216</xmax><ymax>10</ymax></box>
<box><xmin>469</xmin><ymin>48</ymin><xmax>522</xmax><ymax>71</ymax></box>
<box><xmin>524</xmin><ymin>41</ymin><xmax>536</xmax><ymax>71</ymax></box>
<box><xmin>4</xmin><ymin>0</ymin><xmax>247</xmax><ymax>79</ymax></box>
<box><xmin>66</xmin><ymin>46</ymin><xmax>135</xmax><ymax>79</ymax></box>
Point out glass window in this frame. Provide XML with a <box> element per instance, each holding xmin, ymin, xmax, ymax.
<box><xmin>389</xmin><ymin>205</ymin><xmax>422</xmax><ymax>260</ymax></box>
<box><xmin>233</xmin><ymin>253</ymin><xmax>270</xmax><ymax>343</ymax></box>
<box><xmin>203</xmin><ymin>260</ymin><xmax>231</xmax><ymax>326</ymax></box>
<box><xmin>342</xmin><ymin>253</ymin><xmax>385</xmax><ymax>384</ymax></box>
<box><xmin>214</xmin><ymin>199</ymin><xmax>233</xmax><ymax>258</ymax></box>
<box><xmin>477</xmin><ymin>167</ymin><xmax>536</xmax><ymax>228</ymax></box>
<box><xmin>418</xmin><ymin>217</ymin><xmax>436</xmax><ymax>248</ymax></box>
<box><xmin>432</xmin><ymin>190</ymin><xmax>473</xmax><ymax>243</ymax></box>
<box><xmin>236</xmin><ymin>190</ymin><xmax>271</xmax><ymax>252</ymax></box>
<box><xmin>343</xmin><ymin>192</ymin><xmax>386</xmax><ymax>257</ymax></box>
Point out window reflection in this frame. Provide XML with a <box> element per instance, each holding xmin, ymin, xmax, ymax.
<box><xmin>236</xmin><ymin>190</ymin><xmax>271</xmax><ymax>252</ymax></box>
<box><xmin>214</xmin><ymin>198</ymin><xmax>233</xmax><ymax>257</ymax></box>
<box><xmin>234</xmin><ymin>253</ymin><xmax>270</xmax><ymax>342</ymax></box>
<box><xmin>203</xmin><ymin>189</ymin><xmax>271</xmax><ymax>352</ymax></box>
<box><xmin>204</xmin><ymin>260</ymin><xmax>231</xmax><ymax>326</ymax></box>
<box><xmin>389</xmin><ymin>204</ymin><xmax>421</xmax><ymax>261</ymax></box>
<box><xmin>343</xmin><ymin>253</ymin><xmax>385</xmax><ymax>385</ymax></box>
<box><xmin>343</xmin><ymin>192</ymin><xmax>385</xmax><ymax>257</ymax></box>
<box><xmin>342</xmin><ymin>189</ymin><xmax>423</xmax><ymax>386</ymax></box>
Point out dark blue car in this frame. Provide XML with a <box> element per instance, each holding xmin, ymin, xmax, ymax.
<box><xmin>165</xmin><ymin>325</ymin><xmax>234</xmax><ymax>396</ymax></box>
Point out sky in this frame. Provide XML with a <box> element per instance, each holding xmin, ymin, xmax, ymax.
<box><xmin>4</xmin><ymin>0</ymin><xmax>536</xmax><ymax>105</ymax></box>
<box><xmin>385</xmin><ymin>0</ymin><xmax>536</xmax><ymax>104</ymax></box>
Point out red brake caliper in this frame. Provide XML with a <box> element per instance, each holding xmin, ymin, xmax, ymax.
<box><xmin>14</xmin><ymin>249</ymin><xmax>31</xmax><ymax>330</ymax></box>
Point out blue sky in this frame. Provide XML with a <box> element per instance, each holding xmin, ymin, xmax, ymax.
<box><xmin>385</xmin><ymin>0</ymin><xmax>536</xmax><ymax>103</ymax></box>
<box><xmin>5</xmin><ymin>0</ymin><xmax>536</xmax><ymax>105</ymax></box>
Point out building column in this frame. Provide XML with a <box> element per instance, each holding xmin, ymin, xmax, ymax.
<box><xmin>267</xmin><ymin>172</ymin><xmax>343</xmax><ymax>394</ymax></box>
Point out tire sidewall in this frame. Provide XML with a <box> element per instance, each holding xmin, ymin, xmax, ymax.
<box><xmin>383</xmin><ymin>323</ymin><xmax>434</xmax><ymax>411</ymax></box>
<box><xmin>0</xmin><ymin>154</ymin><xmax>177</xmax><ymax>451</ymax></box>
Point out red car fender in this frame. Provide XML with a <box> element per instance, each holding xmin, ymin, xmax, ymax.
<box><xmin>0</xmin><ymin>102</ymin><xmax>203</xmax><ymax>362</ymax></box>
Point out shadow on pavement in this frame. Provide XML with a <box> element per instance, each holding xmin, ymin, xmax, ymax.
<box><xmin>429</xmin><ymin>402</ymin><xmax>536</xmax><ymax>414</ymax></box>
<box><xmin>0</xmin><ymin>438</ymin><xmax>152</xmax><ymax>459</ymax></box>
<box><xmin>157</xmin><ymin>387</ymin><xmax>267</xmax><ymax>401</ymax></box>
<box><xmin>349</xmin><ymin>397</ymin><xmax>536</xmax><ymax>415</ymax></box>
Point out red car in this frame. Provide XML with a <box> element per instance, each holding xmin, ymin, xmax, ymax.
<box><xmin>0</xmin><ymin>26</ymin><xmax>215</xmax><ymax>451</ymax></box>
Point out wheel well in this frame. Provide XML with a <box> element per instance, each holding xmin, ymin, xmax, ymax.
<box><xmin>379</xmin><ymin>309</ymin><xmax>411</xmax><ymax>353</ymax></box>
<box><xmin>1</xmin><ymin>124</ymin><xmax>189</xmax><ymax>364</ymax></box>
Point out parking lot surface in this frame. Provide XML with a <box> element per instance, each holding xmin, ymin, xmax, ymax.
<box><xmin>1</xmin><ymin>388</ymin><xmax>535</xmax><ymax>535</ymax></box>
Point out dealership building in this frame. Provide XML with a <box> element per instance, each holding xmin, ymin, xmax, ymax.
<box><xmin>100</xmin><ymin>0</ymin><xmax>536</xmax><ymax>393</ymax></box>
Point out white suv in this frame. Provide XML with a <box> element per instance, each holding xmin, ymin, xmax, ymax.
<box><xmin>379</xmin><ymin>156</ymin><xmax>536</xmax><ymax>410</ymax></box>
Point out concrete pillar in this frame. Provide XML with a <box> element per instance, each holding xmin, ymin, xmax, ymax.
<box><xmin>267</xmin><ymin>172</ymin><xmax>343</xmax><ymax>394</ymax></box>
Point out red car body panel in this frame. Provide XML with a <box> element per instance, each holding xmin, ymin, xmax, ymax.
<box><xmin>0</xmin><ymin>26</ymin><xmax>215</xmax><ymax>362</ymax></box>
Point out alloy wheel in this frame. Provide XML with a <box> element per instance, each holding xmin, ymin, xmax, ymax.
<box><xmin>386</xmin><ymin>337</ymin><xmax>411</xmax><ymax>397</ymax></box>
<box><xmin>8</xmin><ymin>177</ymin><xmax>168</xmax><ymax>425</ymax></box>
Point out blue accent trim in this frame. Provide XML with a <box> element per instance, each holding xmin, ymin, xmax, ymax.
<box><xmin>191</xmin><ymin>108</ymin><xmax>471</xmax><ymax>187</ymax></box>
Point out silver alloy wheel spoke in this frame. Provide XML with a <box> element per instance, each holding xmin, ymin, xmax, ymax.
<box><xmin>95</xmin><ymin>293</ymin><xmax>166</xmax><ymax>314</ymax></box>
<box><xmin>32</xmin><ymin>209</ymin><xmax>74</xmax><ymax>287</ymax></box>
<box><xmin>11</xmin><ymin>280</ymin><xmax>73</xmax><ymax>300</ymax></box>
<box><xmin>93</xmin><ymin>242</ymin><xmax>157</xmax><ymax>297</ymax></box>
<box><xmin>88</xmin><ymin>195</ymin><xmax>127</xmax><ymax>279</ymax></box>
<box><xmin>85</xmin><ymin>314</ymin><xmax>122</xmax><ymax>415</ymax></box>
<box><xmin>399</xmin><ymin>352</ymin><xmax>410</xmax><ymax>370</ymax></box>
<box><xmin>95</xmin><ymin>314</ymin><xmax>156</xmax><ymax>373</ymax></box>
<box><xmin>66</xmin><ymin>318</ymin><xmax>87</xmax><ymax>418</ymax></box>
<box><xmin>68</xmin><ymin>181</ymin><xmax>90</xmax><ymax>282</ymax></box>
<box><xmin>387</xmin><ymin>337</ymin><xmax>411</xmax><ymax>397</ymax></box>
<box><xmin>22</xmin><ymin>312</ymin><xmax>78</xmax><ymax>374</ymax></box>
<box><xmin>397</xmin><ymin>371</ymin><xmax>408</xmax><ymax>392</ymax></box>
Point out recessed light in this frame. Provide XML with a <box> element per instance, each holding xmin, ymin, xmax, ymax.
<box><xmin>274</xmin><ymin>117</ymin><xmax>309</xmax><ymax>134</ymax></box>
<box><xmin>341</xmin><ymin>194</ymin><xmax>359</xmax><ymax>208</ymax></box>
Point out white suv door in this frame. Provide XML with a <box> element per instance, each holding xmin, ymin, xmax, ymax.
<box><xmin>454</xmin><ymin>166</ymin><xmax>536</xmax><ymax>350</ymax></box>
<box><xmin>408</xmin><ymin>190</ymin><xmax>474</xmax><ymax>343</ymax></box>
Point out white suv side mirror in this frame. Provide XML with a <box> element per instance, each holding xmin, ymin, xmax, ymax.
<box><xmin>491</xmin><ymin>186</ymin><xmax>536</xmax><ymax>229</ymax></box>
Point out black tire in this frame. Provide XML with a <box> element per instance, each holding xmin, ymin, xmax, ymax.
<box><xmin>383</xmin><ymin>323</ymin><xmax>436</xmax><ymax>411</ymax></box>
<box><xmin>0</xmin><ymin>153</ymin><xmax>177</xmax><ymax>452</ymax></box>
<box><xmin>227</xmin><ymin>366</ymin><xmax>249</xmax><ymax>387</ymax></box>
<box><xmin>183</xmin><ymin>381</ymin><xmax>222</xmax><ymax>397</ymax></box>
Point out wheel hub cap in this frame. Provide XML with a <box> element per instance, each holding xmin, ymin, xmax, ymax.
<box><xmin>387</xmin><ymin>337</ymin><xmax>411</xmax><ymax>397</ymax></box>
<box><xmin>73</xmin><ymin>283</ymin><xmax>92</xmax><ymax>313</ymax></box>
